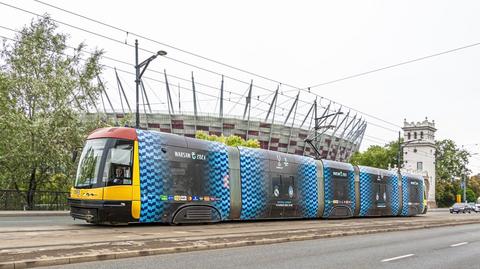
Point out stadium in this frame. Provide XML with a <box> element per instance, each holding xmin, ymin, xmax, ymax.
<box><xmin>93</xmin><ymin>69</ymin><xmax>367</xmax><ymax>161</ymax></box>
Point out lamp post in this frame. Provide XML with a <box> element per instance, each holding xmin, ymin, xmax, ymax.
<box><xmin>135</xmin><ymin>39</ymin><xmax>167</xmax><ymax>128</ymax></box>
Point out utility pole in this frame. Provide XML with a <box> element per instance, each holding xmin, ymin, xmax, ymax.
<box><xmin>397</xmin><ymin>131</ymin><xmax>401</xmax><ymax>173</ymax></box>
<box><xmin>135</xmin><ymin>40</ymin><xmax>139</xmax><ymax>128</ymax></box>
<box><xmin>134</xmin><ymin>39</ymin><xmax>167</xmax><ymax>128</ymax></box>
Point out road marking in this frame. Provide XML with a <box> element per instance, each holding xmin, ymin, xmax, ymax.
<box><xmin>450</xmin><ymin>242</ymin><xmax>468</xmax><ymax>247</ymax></box>
<box><xmin>381</xmin><ymin>254</ymin><xmax>415</xmax><ymax>262</ymax></box>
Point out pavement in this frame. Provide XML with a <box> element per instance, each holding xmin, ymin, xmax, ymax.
<box><xmin>0</xmin><ymin>211</ymin><xmax>69</xmax><ymax>217</ymax></box>
<box><xmin>40</xmin><ymin>223</ymin><xmax>480</xmax><ymax>269</ymax></box>
<box><xmin>0</xmin><ymin>210</ymin><xmax>479</xmax><ymax>268</ymax></box>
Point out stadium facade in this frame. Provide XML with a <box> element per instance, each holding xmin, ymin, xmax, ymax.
<box><xmin>93</xmin><ymin>70</ymin><xmax>367</xmax><ymax>161</ymax></box>
<box><xmin>100</xmin><ymin>111</ymin><xmax>366</xmax><ymax>162</ymax></box>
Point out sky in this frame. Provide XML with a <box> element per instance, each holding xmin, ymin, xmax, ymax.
<box><xmin>1</xmin><ymin>0</ymin><xmax>480</xmax><ymax>173</ymax></box>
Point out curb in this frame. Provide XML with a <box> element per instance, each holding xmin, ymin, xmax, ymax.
<box><xmin>1</xmin><ymin>219</ymin><xmax>479</xmax><ymax>269</ymax></box>
<box><xmin>0</xmin><ymin>211</ymin><xmax>69</xmax><ymax>218</ymax></box>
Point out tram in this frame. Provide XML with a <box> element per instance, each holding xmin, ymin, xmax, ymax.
<box><xmin>68</xmin><ymin>127</ymin><xmax>425</xmax><ymax>224</ymax></box>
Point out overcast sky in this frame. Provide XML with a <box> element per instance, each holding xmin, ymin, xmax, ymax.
<box><xmin>1</xmin><ymin>0</ymin><xmax>480</xmax><ymax>173</ymax></box>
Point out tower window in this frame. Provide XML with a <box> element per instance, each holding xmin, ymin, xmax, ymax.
<box><xmin>414</xmin><ymin>132</ymin><xmax>417</xmax><ymax>139</ymax></box>
<box><xmin>417</xmin><ymin>162</ymin><xmax>423</xmax><ymax>171</ymax></box>
<box><xmin>408</xmin><ymin>133</ymin><xmax>411</xmax><ymax>140</ymax></box>
<box><xmin>420</xmin><ymin>131</ymin><xmax>424</xmax><ymax>139</ymax></box>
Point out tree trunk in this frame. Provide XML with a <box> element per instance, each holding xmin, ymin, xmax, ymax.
<box><xmin>26</xmin><ymin>167</ymin><xmax>36</xmax><ymax>210</ymax></box>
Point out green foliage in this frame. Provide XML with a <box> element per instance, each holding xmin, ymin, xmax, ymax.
<box><xmin>349</xmin><ymin>140</ymin><xmax>400</xmax><ymax>169</ymax></box>
<box><xmin>466</xmin><ymin>188</ymin><xmax>476</xmax><ymax>203</ymax></box>
<box><xmin>0</xmin><ymin>16</ymin><xmax>107</xmax><ymax>205</ymax></box>
<box><xmin>435</xmin><ymin>179</ymin><xmax>461</xmax><ymax>207</ymax></box>
<box><xmin>468</xmin><ymin>175</ymin><xmax>480</xmax><ymax>200</ymax></box>
<box><xmin>434</xmin><ymin>140</ymin><xmax>471</xmax><ymax>206</ymax></box>
<box><xmin>195</xmin><ymin>131</ymin><xmax>260</xmax><ymax>148</ymax></box>
<box><xmin>435</xmin><ymin>139</ymin><xmax>470</xmax><ymax>181</ymax></box>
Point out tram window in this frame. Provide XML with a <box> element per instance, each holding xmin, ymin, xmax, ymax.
<box><xmin>272</xmin><ymin>175</ymin><xmax>281</xmax><ymax>198</ymax></box>
<box><xmin>271</xmin><ymin>175</ymin><xmax>295</xmax><ymax>199</ymax></box>
<box><xmin>282</xmin><ymin>176</ymin><xmax>295</xmax><ymax>199</ymax></box>
<box><xmin>75</xmin><ymin>139</ymin><xmax>107</xmax><ymax>188</ymax></box>
<box><xmin>333</xmin><ymin>177</ymin><xmax>349</xmax><ymax>201</ymax></box>
<box><xmin>409</xmin><ymin>182</ymin><xmax>420</xmax><ymax>202</ymax></box>
<box><xmin>103</xmin><ymin>140</ymin><xmax>133</xmax><ymax>186</ymax></box>
<box><xmin>169</xmin><ymin>161</ymin><xmax>204</xmax><ymax>196</ymax></box>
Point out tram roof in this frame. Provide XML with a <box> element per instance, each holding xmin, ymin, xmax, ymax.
<box><xmin>87</xmin><ymin>127</ymin><xmax>137</xmax><ymax>141</ymax></box>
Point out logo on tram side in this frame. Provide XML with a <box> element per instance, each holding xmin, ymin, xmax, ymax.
<box><xmin>332</xmin><ymin>171</ymin><xmax>348</xmax><ymax>178</ymax></box>
<box><xmin>174</xmin><ymin>151</ymin><xmax>206</xmax><ymax>161</ymax></box>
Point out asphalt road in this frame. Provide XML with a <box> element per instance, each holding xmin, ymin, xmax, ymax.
<box><xmin>42</xmin><ymin>223</ymin><xmax>480</xmax><ymax>269</ymax></box>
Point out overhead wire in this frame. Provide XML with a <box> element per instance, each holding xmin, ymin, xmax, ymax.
<box><xmin>0</xmin><ymin>2</ymin><xmax>402</xmax><ymax>138</ymax></box>
<box><xmin>4</xmin><ymin>0</ymin><xmax>405</xmax><ymax>130</ymax></box>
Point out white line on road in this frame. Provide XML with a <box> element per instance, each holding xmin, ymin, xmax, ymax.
<box><xmin>381</xmin><ymin>254</ymin><xmax>415</xmax><ymax>262</ymax></box>
<box><xmin>450</xmin><ymin>242</ymin><xmax>469</xmax><ymax>247</ymax></box>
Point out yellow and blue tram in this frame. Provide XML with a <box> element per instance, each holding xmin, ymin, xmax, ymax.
<box><xmin>68</xmin><ymin>127</ymin><xmax>425</xmax><ymax>224</ymax></box>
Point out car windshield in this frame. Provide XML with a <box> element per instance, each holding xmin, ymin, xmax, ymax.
<box><xmin>453</xmin><ymin>203</ymin><xmax>465</xmax><ymax>207</ymax></box>
<box><xmin>74</xmin><ymin>139</ymin><xmax>108</xmax><ymax>188</ymax></box>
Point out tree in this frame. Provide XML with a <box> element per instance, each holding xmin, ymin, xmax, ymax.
<box><xmin>435</xmin><ymin>139</ymin><xmax>470</xmax><ymax>181</ymax></box>
<box><xmin>466</xmin><ymin>188</ymin><xmax>476</xmax><ymax>204</ymax></box>
<box><xmin>467</xmin><ymin>175</ymin><xmax>480</xmax><ymax>202</ymax></box>
<box><xmin>195</xmin><ymin>131</ymin><xmax>260</xmax><ymax>148</ymax></box>
<box><xmin>435</xmin><ymin>179</ymin><xmax>460</xmax><ymax>207</ymax></box>
<box><xmin>0</xmin><ymin>16</ymin><xmax>105</xmax><ymax>208</ymax></box>
<box><xmin>349</xmin><ymin>140</ymin><xmax>400</xmax><ymax>169</ymax></box>
<box><xmin>434</xmin><ymin>139</ymin><xmax>471</xmax><ymax>207</ymax></box>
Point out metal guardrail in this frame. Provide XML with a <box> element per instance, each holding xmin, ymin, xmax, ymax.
<box><xmin>0</xmin><ymin>190</ymin><xmax>69</xmax><ymax>210</ymax></box>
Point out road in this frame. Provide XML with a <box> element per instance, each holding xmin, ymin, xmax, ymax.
<box><xmin>1</xmin><ymin>210</ymin><xmax>479</xmax><ymax>266</ymax></box>
<box><xmin>41</xmin><ymin>223</ymin><xmax>480</xmax><ymax>269</ymax></box>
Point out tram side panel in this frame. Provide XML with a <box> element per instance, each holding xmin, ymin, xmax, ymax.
<box><xmin>357</xmin><ymin>166</ymin><xmax>401</xmax><ymax>217</ymax></box>
<box><xmin>238</xmin><ymin>147</ymin><xmax>320</xmax><ymax>220</ymax></box>
<box><xmin>136</xmin><ymin>130</ymin><xmax>231</xmax><ymax>224</ymax></box>
<box><xmin>296</xmin><ymin>156</ymin><xmax>319</xmax><ymax>218</ymax></box>
<box><xmin>400</xmin><ymin>173</ymin><xmax>424</xmax><ymax>216</ymax></box>
<box><xmin>238</xmin><ymin>147</ymin><xmax>270</xmax><ymax>220</ymax></box>
<box><xmin>321</xmin><ymin>160</ymin><xmax>356</xmax><ymax>218</ymax></box>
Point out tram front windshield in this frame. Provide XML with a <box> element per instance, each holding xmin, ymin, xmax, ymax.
<box><xmin>75</xmin><ymin>138</ymin><xmax>134</xmax><ymax>189</ymax></box>
<box><xmin>74</xmin><ymin>139</ymin><xmax>108</xmax><ymax>188</ymax></box>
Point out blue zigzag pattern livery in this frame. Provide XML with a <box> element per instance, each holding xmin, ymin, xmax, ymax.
<box><xmin>206</xmin><ymin>142</ymin><xmax>230</xmax><ymax>220</ymax></box>
<box><xmin>358</xmin><ymin>167</ymin><xmax>372</xmax><ymax>217</ymax></box>
<box><xmin>298</xmin><ymin>157</ymin><xmax>318</xmax><ymax>218</ymax></box>
<box><xmin>348</xmin><ymin>169</ymin><xmax>356</xmax><ymax>215</ymax></box>
<box><xmin>239</xmin><ymin>147</ymin><xmax>268</xmax><ymax>220</ymax></box>
<box><xmin>389</xmin><ymin>172</ymin><xmax>400</xmax><ymax>216</ymax></box>
<box><xmin>137</xmin><ymin>130</ymin><xmax>170</xmax><ymax>223</ymax></box>
<box><xmin>401</xmin><ymin>175</ymin><xmax>409</xmax><ymax>216</ymax></box>
<box><xmin>323</xmin><ymin>165</ymin><xmax>333</xmax><ymax>218</ymax></box>
<box><xmin>322</xmin><ymin>160</ymin><xmax>355</xmax><ymax>218</ymax></box>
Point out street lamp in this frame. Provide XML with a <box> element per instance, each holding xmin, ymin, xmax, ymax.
<box><xmin>135</xmin><ymin>39</ymin><xmax>167</xmax><ymax>128</ymax></box>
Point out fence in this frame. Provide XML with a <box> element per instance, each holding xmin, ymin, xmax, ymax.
<box><xmin>0</xmin><ymin>190</ymin><xmax>70</xmax><ymax>210</ymax></box>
